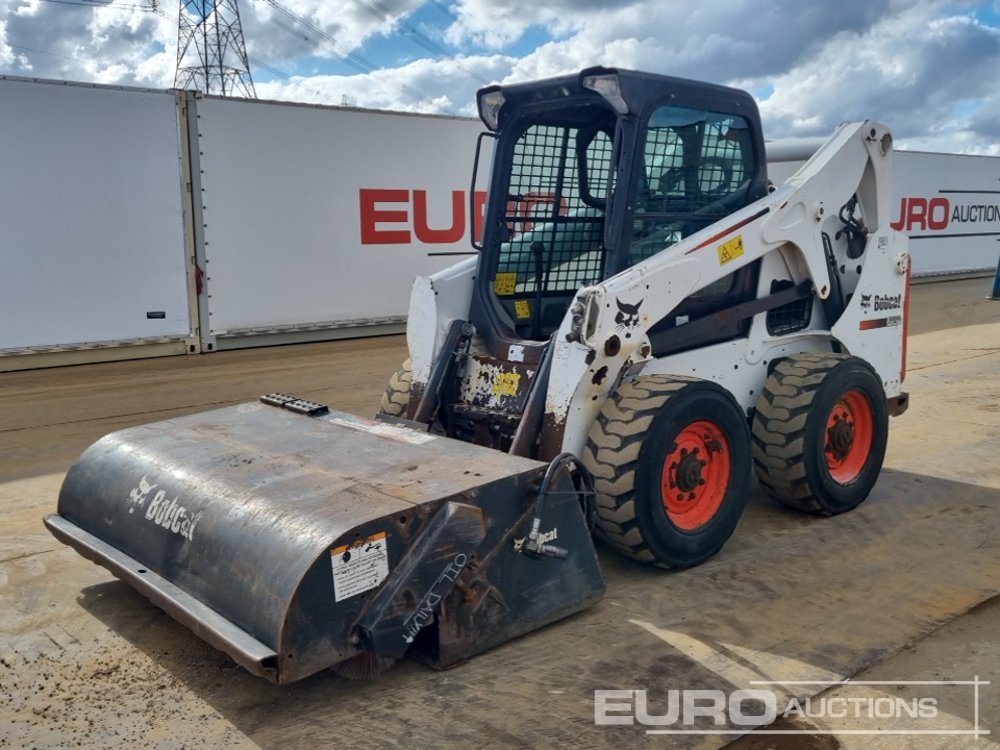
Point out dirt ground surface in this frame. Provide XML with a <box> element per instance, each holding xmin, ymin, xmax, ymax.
<box><xmin>1</xmin><ymin>277</ymin><xmax>999</xmax><ymax>750</ymax></box>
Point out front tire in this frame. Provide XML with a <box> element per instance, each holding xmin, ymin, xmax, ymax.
<box><xmin>583</xmin><ymin>375</ymin><xmax>751</xmax><ymax>568</ymax></box>
<box><xmin>378</xmin><ymin>359</ymin><xmax>412</xmax><ymax>417</ymax></box>
<box><xmin>751</xmin><ymin>352</ymin><xmax>888</xmax><ymax>514</ymax></box>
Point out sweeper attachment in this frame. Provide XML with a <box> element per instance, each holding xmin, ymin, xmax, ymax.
<box><xmin>45</xmin><ymin>400</ymin><xmax>603</xmax><ymax>684</ymax></box>
<box><xmin>46</xmin><ymin>67</ymin><xmax>909</xmax><ymax>683</ymax></box>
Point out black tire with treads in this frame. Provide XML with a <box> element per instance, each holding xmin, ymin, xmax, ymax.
<box><xmin>378</xmin><ymin>359</ymin><xmax>412</xmax><ymax>417</ymax></box>
<box><xmin>751</xmin><ymin>352</ymin><xmax>888</xmax><ymax>514</ymax></box>
<box><xmin>582</xmin><ymin>375</ymin><xmax>751</xmax><ymax>568</ymax></box>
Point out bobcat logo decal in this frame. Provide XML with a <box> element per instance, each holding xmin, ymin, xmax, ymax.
<box><xmin>614</xmin><ymin>297</ymin><xmax>644</xmax><ymax>339</ymax></box>
<box><xmin>127</xmin><ymin>475</ymin><xmax>156</xmax><ymax>514</ymax></box>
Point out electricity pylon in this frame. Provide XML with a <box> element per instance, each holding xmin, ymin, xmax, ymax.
<box><xmin>175</xmin><ymin>0</ymin><xmax>256</xmax><ymax>98</ymax></box>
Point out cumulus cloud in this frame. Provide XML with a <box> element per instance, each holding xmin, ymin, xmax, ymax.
<box><xmin>0</xmin><ymin>0</ymin><xmax>174</xmax><ymax>84</ymax></box>
<box><xmin>254</xmin><ymin>52</ymin><xmax>511</xmax><ymax>112</ymax></box>
<box><xmin>753</xmin><ymin>3</ymin><xmax>1000</xmax><ymax>152</ymax></box>
<box><xmin>0</xmin><ymin>0</ymin><xmax>997</xmax><ymax>153</ymax></box>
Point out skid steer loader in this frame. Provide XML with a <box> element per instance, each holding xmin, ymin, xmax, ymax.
<box><xmin>45</xmin><ymin>67</ymin><xmax>909</xmax><ymax>684</ymax></box>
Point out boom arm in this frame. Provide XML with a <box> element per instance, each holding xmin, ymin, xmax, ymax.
<box><xmin>547</xmin><ymin>121</ymin><xmax>909</xmax><ymax>456</ymax></box>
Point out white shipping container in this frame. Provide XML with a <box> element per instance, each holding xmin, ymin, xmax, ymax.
<box><xmin>190</xmin><ymin>96</ymin><xmax>488</xmax><ymax>349</ymax></box>
<box><xmin>3</xmin><ymin>74</ymin><xmax>996</xmax><ymax>368</ymax></box>
<box><xmin>0</xmin><ymin>77</ymin><xmax>192</xmax><ymax>355</ymax></box>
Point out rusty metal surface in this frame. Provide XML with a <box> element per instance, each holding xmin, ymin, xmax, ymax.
<box><xmin>44</xmin><ymin>514</ymin><xmax>280</xmax><ymax>678</ymax></box>
<box><xmin>48</xmin><ymin>402</ymin><xmax>553</xmax><ymax>682</ymax></box>
<box><xmin>457</xmin><ymin>355</ymin><xmax>538</xmax><ymax>413</ymax></box>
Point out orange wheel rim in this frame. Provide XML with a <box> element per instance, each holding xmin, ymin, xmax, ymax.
<box><xmin>824</xmin><ymin>389</ymin><xmax>874</xmax><ymax>484</ymax></box>
<box><xmin>661</xmin><ymin>420</ymin><xmax>731</xmax><ymax>530</ymax></box>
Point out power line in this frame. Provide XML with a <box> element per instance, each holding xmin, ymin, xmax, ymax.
<box><xmin>267</xmin><ymin>15</ymin><xmax>310</xmax><ymax>42</ymax></box>
<box><xmin>12</xmin><ymin>0</ymin><xmax>481</xmax><ymax>111</ymax></box>
<box><xmin>153</xmin><ymin>0</ymin><xmax>338</xmax><ymax>101</ymax></box>
<box><xmin>426</xmin><ymin>0</ymin><xmax>534</xmax><ymax>58</ymax></box>
<box><xmin>255</xmin><ymin>0</ymin><xmax>385</xmax><ymax>76</ymax></box>
<box><xmin>250</xmin><ymin>0</ymin><xmax>445</xmax><ymax>108</ymax></box>
<box><xmin>247</xmin><ymin>55</ymin><xmax>291</xmax><ymax>80</ymax></box>
<box><xmin>3</xmin><ymin>3</ymin><xmax>156</xmax><ymax>76</ymax></box>
<box><xmin>246</xmin><ymin>54</ymin><xmax>339</xmax><ymax>102</ymax></box>
<box><xmin>343</xmin><ymin>0</ymin><xmax>491</xmax><ymax>85</ymax></box>
<box><xmin>32</xmin><ymin>0</ymin><xmax>157</xmax><ymax>10</ymax></box>
<box><xmin>5</xmin><ymin>43</ymin><xmax>89</xmax><ymax>63</ymax></box>
<box><xmin>426</xmin><ymin>0</ymin><xmax>478</xmax><ymax>39</ymax></box>
<box><xmin>352</xmin><ymin>0</ymin><xmax>452</xmax><ymax>60</ymax></box>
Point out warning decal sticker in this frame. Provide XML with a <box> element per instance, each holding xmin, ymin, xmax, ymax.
<box><xmin>494</xmin><ymin>272</ymin><xmax>518</xmax><ymax>295</ymax></box>
<box><xmin>718</xmin><ymin>235</ymin><xmax>744</xmax><ymax>265</ymax></box>
<box><xmin>326</xmin><ymin>414</ymin><xmax>436</xmax><ymax>445</ymax></box>
<box><xmin>331</xmin><ymin>531</ymin><xmax>390</xmax><ymax>602</ymax></box>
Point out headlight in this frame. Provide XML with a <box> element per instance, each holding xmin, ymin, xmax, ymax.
<box><xmin>582</xmin><ymin>73</ymin><xmax>628</xmax><ymax>115</ymax></box>
<box><xmin>477</xmin><ymin>89</ymin><xmax>505</xmax><ymax>131</ymax></box>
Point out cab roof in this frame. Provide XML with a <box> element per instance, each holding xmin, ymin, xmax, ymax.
<box><xmin>476</xmin><ymin>66</ymin><xmax>760</xmax><ymax>131</ymax></box>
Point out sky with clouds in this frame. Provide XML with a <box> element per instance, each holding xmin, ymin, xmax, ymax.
<box><xmin>0</xmin><ymin>0</ymin><xmax>998</xmax><ymax>154</ymax></box>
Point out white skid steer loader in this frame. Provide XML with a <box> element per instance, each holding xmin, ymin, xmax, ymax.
<box><xmin>382</xmin><ymin>66</ymin><xmax>909</xmax><ymax>567</ymax></box>
<box><xmin>46</xmin><ymin>67</ymin><xmax>909</xmax><ymax>684</ymax></box>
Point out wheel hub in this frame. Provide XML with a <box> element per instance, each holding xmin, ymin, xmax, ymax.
<box><xmin>661</xmin><ymin>420</ymin><xmax>732</xmax><ymax>531</ymax></box>
<box><xmin>674</xmin><ymin>448</ymin><xmax>705</xmax><ymax>493</ymax></box>
<box><xmin>824</xmin><ymin>390</ymin><xmax>875</xmax><ymax>485</ymax></box>
<box><xmin>827</xmin><ymin>413</ymin><xmax>855</xmax><ymax>459</ymax></box>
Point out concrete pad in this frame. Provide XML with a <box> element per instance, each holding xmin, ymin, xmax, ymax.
<box><xmin>3</xmin><ymin>471</ymin><xmax>1000</xmax><ymax>749</ymax></box>
<box><xmin>2</xmin><ymin>278</ymin><xmax>999</xmax><ymax>749</ymax></box>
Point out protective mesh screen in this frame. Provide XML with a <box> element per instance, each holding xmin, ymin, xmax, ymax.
<box><xmin>767</xmin><ymin>280</ymin><xmax>813</xmax><ymax>335</ymax></box>
<box><xmin>494</xmin><ymin>125</ymin><xmax>611</xmax><ymax>296</ymax></box>
<box><xmin>689</xmin><ymin>134</ymin><xmax>748</xmax><ymax>210</ymax></box>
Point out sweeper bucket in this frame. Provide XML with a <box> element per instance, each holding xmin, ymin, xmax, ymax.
<box><xmin>44</xmin><ymin>399</ymin><xmax>604</xmax><ymax>684</ymax></box>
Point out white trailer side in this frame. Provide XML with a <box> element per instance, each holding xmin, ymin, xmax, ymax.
<box><xmin>188</xmin><ymin>95</ymin><xmax>487</xmax><ymax>351</ymax></box>
<box><xmin>3</xmin><ymin>74</ymin><xmax>995</xmax><ymax>371</ymax></box>
<box><xmin>0</xmin><ymin>77</ymin><xmax>195</xmax><ymax>369</ymax></box>
<box><xmin>767</xmin><ymin>142</ymin><xmax>1000</xmax><ymax>278</ymax></box>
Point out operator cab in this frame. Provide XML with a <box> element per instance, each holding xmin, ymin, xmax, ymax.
<box><xmin>469</xmin><ymin>67</ymin><xmax>769</xmax><ymax>360</ymax></box>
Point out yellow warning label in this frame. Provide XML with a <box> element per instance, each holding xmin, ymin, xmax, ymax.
<box><xmin>718</xmin><ymin>235</ymin><xmax>744</xmax><ymax>265</ymax></box>
<box><xmin>514</xmin><ymin>299</ymin><xmax>531</xmax><ymax>319</ymax></box>
<box><xmin>492</xmin><ymin>371</ymin><xmax>521</xmax><ymax>397</ymax></box>
<box><xmin>494</xmin><ymin>272</ymin><xmax>518</xmax><ymax>295</ymax></box>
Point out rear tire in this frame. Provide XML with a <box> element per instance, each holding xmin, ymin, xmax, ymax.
<box><xmin>583</xmin><ymin>375</ymin><xmax>751</xmax><ymax>568</ymax></box>
<box><xmin>378</xmin><ymin>359</ymin><xmax>412</xmax><ymax>417</ymax></box>
<box><xmin>751</xmin><ymin>352</ymin><xmax>888</xmax><ymax>514</ymax></box>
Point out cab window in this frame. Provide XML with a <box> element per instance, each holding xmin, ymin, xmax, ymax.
<box><xmin>629</xmin><ymin>105</ymin><xmax>756</xmax><ymax>278</ymax></box>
